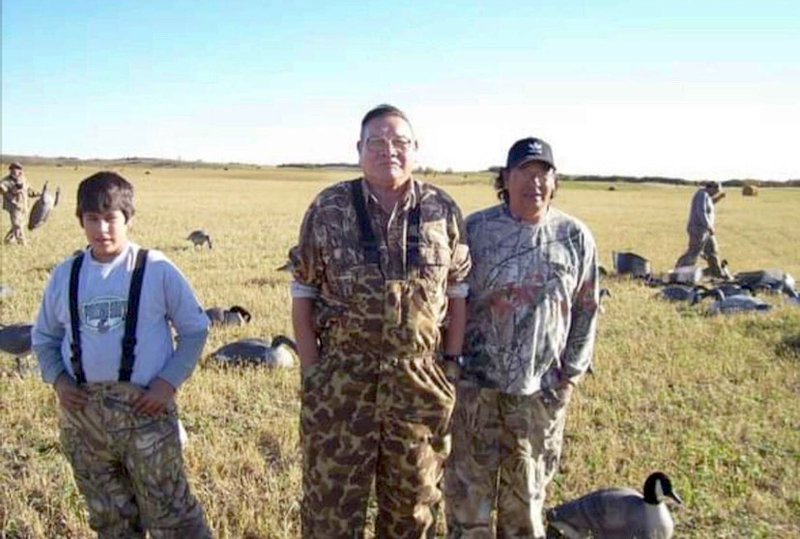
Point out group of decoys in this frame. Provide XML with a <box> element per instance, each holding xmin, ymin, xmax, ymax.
<box><xmin>202</xmin><ymin>303</ymin><xmax>297</xmax><ymax>368</ymax></box>
<box><xmin>611</xmin><ymin>251</ymin><xmax>799</xmax><ymax>316</ymax></box>
<box><xmin>0</xmin><ymin>304</ymin><xmax>297</xmax><ymax>372</ymax></box>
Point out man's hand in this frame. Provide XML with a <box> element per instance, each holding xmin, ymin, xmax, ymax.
<box><xmin>132</xmin><ymin>377</ymin><xmax>175</xmax><ymax>417</ymax></box>
<box><xmin>54</xmin><ymin>373</ymin><xmax>89</xmax><ymax>411</ymax></box>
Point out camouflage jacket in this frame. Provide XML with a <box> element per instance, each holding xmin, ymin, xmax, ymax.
<box><xmin>0</xmin><ymin>174</ymin><xmax>30</xmax><ymax>213</ymax></box>
<box><xmin>463</xmin><ymin>204</ymin><xmax>599</xmax><ymax>395</ymax></box>
<box><xmin>290</xmin><ymin>177</ymin><xmax>470</xmax><ymax>358</ymax></box>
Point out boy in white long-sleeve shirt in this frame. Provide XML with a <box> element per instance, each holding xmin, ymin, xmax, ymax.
<box><xmin>32</xmin><ymin>171</ymin><xmax>212</xmax><ymax>538</ymax></box>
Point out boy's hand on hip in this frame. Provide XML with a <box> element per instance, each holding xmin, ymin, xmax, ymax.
<box><xmin>133</xmin><ymin>377</ymin><xmax>176</xmax><ymax>416</ymax></box>
<box><xmin>55</xmin><ymin>373</ymin><xmax>89</xmax><ymax>411</ymax></box>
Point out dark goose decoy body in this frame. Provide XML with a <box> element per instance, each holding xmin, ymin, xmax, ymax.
<box><xmin>187</xmin><ymin>230</ymin><xmax>213</xmax><ymax>249</ymax></box>
<box><xmin>205</xmin><ymin>305</ymin><xmax>252</xmax><ymax>326</ymax></box>
<box><xmin>708</xmin><ymin>294</ymin><xmax>772</xmax><ymax>315</ymax></box>
<box><xmin>0</xmin><ymin>323</ymin><xmax>33</xmax><ymax>357</ymax></box>
<box><xmin>211</xmin><ymin>336</ymin><xmax>297</xmax><ymax>368</ymax></box>
<box><xmin>28</xmin><ymin>181</ymin><xmax>60</xmax><ymax>230</ymax></box>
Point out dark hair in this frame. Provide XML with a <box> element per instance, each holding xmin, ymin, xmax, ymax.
<box><xmin>360</xmin><ymin>104</ymin><xmax>414</xmax><ymax>139</ymax></box>
<box><xmin>494</xmin><ymin>169</ymin><xmax>509</xmax><ymax>203</ymax></box>
<box><xmin>76</xmin><ymin>171</ymin><xmax>135</xmax><ymax>223</ymax></box>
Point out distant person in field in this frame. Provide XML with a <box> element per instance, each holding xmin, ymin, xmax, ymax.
<box><xmin>0</xmin><ymin>162</ymin><xmax>37</xmax><ymax>244</ymax></box>
<box><xmin>32</xmin><ymin>172</ymin><xmax>212</xmax><ymax>538</ymax></box>
<box><xmin>674</xmin><ymin>180</ymin><xmax>730</xmax><ymax>279</ymax></box>
<box><xmin>289</xmin><ymin>104</ymin><xmax>471</xmax><ymax>537</ymax></box>
<box><xmin>444</xmin><ymin>137</ymin><xmax>600</xmax><ymax>538</ymax></box>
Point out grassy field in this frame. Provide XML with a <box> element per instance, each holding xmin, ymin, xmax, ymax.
<box><xmin>1</xmin><ymin>164</ymin><xmax>798</xmax><ymax>538</ymax></box>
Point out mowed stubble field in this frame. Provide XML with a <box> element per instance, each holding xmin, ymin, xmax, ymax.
<box><xmin>1</xmin><ymin>164</ymin><xmax>799</xmax><ymax>538</ymax></box>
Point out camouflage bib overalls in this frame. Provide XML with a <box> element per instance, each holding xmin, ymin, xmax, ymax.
<box><xmin>301</xmin><ymin>180</ymin><xmax>456</xmax><ymax>538</ymax></box>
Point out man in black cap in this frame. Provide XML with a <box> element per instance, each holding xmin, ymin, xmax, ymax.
<box><xmin>0</xmin><ymin>162</ymin><xmax>34</xmax><ymax>245</ymax></box>
<box><xmin>674</xmin><ymin>180</ymin><xmax>730</xmax><ymax>279</ymax></box>
<box><xmin>444</xmin><ymin>137</ymin><xmax>599</xmax><ymax>538</ymax></box>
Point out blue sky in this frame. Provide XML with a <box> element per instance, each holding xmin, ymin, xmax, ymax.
<box><xmin>3</xmin><ymin>0</ymin><xmax>799</xmax><ymax>180</ymax></box>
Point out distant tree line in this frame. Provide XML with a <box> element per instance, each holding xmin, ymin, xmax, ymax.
<box><xmin>3</xmin><ymin>154</ymin><xmax>797</xmax><ymax>187</ymax></box>
<box><xmin>558</xmin><ymin>174</ymin><xmax>800</xmax><ymax>188</ymax></box>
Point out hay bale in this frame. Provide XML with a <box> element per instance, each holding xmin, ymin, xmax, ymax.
<box><xmin>742</xmin><ymin>184</ymin><xmax>759</xmax><ymax>196</ymax></box>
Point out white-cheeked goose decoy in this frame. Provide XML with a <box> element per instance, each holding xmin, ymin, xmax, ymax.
<box><xmin>547</xmin><ymin>471</ymin><xmax>683</xmax><ymax>539</ymax></box>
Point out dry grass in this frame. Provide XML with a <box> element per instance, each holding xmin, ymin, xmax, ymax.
<box><xmin>1</xmin><ymin>164</ymin><xmax>799</xmax><ymax>538</ymax></box>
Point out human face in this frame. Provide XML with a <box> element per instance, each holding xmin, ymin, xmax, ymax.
<box><xmin>9</xmin><ymin>168</ymin><xmax>23</xmax><ymax>181</ymax></box>
<box><xmin>505</xmin><ymin>161</ymin><xmax>557</xmax><ymax>223</ymax></box>
<box><xmin>82</xmin><ymin>210</ymin><xmax>130</xmax><ymax>262</ymax></box>
<box><xmin>357</xmin><ymin>114</ymin><xmax>417</xmax><ymax>191</ymax></box>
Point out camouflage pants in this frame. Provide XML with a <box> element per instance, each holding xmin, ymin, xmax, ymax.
<box><xmin>301</xmin><ymin>354</ymin><xmax>455</xmax><ymax>538</ymax></box>
<box><xmin>58</xmin><ymin>383</ymin><xmax>211</xmax><ymax>539</ymax></box>
<box><xmin>444</xmin><ymin>384</ymin><xmax>571</xmax><ymax>539</ymax></box>
<box><xmin>3</xmin><ymin>208</ymin><xmax>25</xmax><ymax>244</ymax></box>
<box><xmin>675</xmin><ymin>228</ymin><xmax>726</xmax><ymax>277</ymax></box>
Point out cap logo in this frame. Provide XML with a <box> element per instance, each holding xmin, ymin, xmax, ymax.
<box><xmin>528</xmin><ymin>141</ymin><xmax>543</xmax><ymax>155</ymax></box>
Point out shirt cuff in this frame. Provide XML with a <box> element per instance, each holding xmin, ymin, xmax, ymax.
<box><xmin>291</xmin><ymin>281</ymin><xmax>320</xmax><ymax>299</ymax></box>
<box><xmin>447</xmin><ymin>282</ymin><xmax>469</xmax><ymax>299</ymax></box>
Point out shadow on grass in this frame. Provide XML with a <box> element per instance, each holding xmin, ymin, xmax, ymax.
<box><xmin>776</xmin><ymin>334</ymin><xmax>800</xmax><ymax>361</ymax></box>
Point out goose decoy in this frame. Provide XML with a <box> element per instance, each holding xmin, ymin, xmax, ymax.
<box><xmin>733</xmin><ymin>269</ymin><xmax>793</xmax><ymax>294</ymax></box>
<box><xmin>708</xmin><ymin>293</ymin><xmax>772</xmax><ymax>316</ymax></box>
<box><xmin>0</xmin><ymin>323</ymin><xmax>33</xmax><ymax>373</ymax></box>
<box><xmin>205</xmin><ymin>305</ymin><xmax>252</xmax><ymax>326</ymax></box>
<box><xmin>612</xmin><ymin>251</ymin><xmax>651</xmax><ymax>279</ymax></box>
<box><xmin>658</xmin><ymin>284</ymin><xmax>708</xmax><ymax>304</ymax></box>
<box><xmin>598</xmin><ymin>288</ymin><xmax>611</xmax><ymax>315</ymax></box>
<box><xmin>28</xmin><ymin>181</ymin><xmax>60</xmax><ymax>230</ymax></box>
<box><xmin>666</xmin><ymin>265</ymin><xmax>703</xmax><ymax>286</ymax></box>
<box><xmin>211</xmin><ymin>336</ymin><xmax>297</xmax><ymax>368</ymax></box>
<box><xmin>546</xmin><ymin>471</ymin><xmax>683</xmax><ymax>539</ymax></box>
<box><xmin>186</xmin><ymin>230</ymin><xmax>213</xmax><ymax>249</ymax></box>
<box><xmin>709</xmin><ymin>283</ymin><xmax>753</xmax><ymax>299</ymax></box>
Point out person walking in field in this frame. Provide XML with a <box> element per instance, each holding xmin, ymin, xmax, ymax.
<box><xmin>674</xmin><ymin>180</ymin><xmax>731</xmax><ymax>279</ymax></box>
<box><xmin>0</xmin><ymin>162</ymin><xmax>37</xmax><ymax>244</ymax></box>
<box><xmin>444</xmin><ymin>137</ymin><xmax>600</xmax><ymax>538</ymax></box>
<box><xmin>32</xmin><ymin>172</ymin><xmax>213</xmax><ymax>538</ymax></box>
<box><xmin>289</xmin><ymin>104</ymin><xmax>471</xmax><ymax>538</ymax></box>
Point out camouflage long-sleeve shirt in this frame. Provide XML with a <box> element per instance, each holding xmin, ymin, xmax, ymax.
<box><xmin>464</xmin><ymin>204</ymin><xmax>599</xmax><ymax>396</ymax></box>
<box><xmin>0</xmin><ymin>174</ymin><xmax>30</xmax><ymax>213</ymax></box>
<box><xmin>290</xmin><ymin>177</ymin><xmax>470</xmax><ymax>357</ymax></box>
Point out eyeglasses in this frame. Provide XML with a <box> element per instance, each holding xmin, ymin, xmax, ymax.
<box><xmin>364</xmin><ymin>136</ymin><xmax>415</xmax><ymax>153</ymax></box>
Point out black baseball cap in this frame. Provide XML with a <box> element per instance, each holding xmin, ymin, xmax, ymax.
<box><xmin>506</xmin><ymin>137</ymin><xmax>555</xmax><ymax>170</ymax></box>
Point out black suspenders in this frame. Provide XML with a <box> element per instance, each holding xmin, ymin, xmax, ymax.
<box><xmin>119</xmin><ymin>249</ymin><xmax>148</xmax><ymax>382</ymax></box>
<box><xmin>68</xmin><ymin>253</ymin><xmax>87</xmax><ymax>385</ymax></box>
<box><xmin>349</xmin><ymin>178</ymin><xmax>422</xmax><ymax>273</ymax></box>
<box><xmin>68</xmin><ymin>248</ymin><xmax>149</xmax><ymax>385</ymax></box>
<box><xmin>350</xmin><ymin>179</ymin><xmax>381</xmax><ymax>265</ymax></box>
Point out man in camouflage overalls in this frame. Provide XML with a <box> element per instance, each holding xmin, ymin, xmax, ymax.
<box><xmin>290</xmin><ymin>104</ymin><xmax>471</xmax><ymax>538</ymax></box>
<box><xmin>444</xmin><ymin>137</ymin><xmax>599</xmax><ymax>538</ymax></box>
<box><xmin>0</xmin><ymin>162</ymin><xmax>34</xmax><ymax>244</ymax></box>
